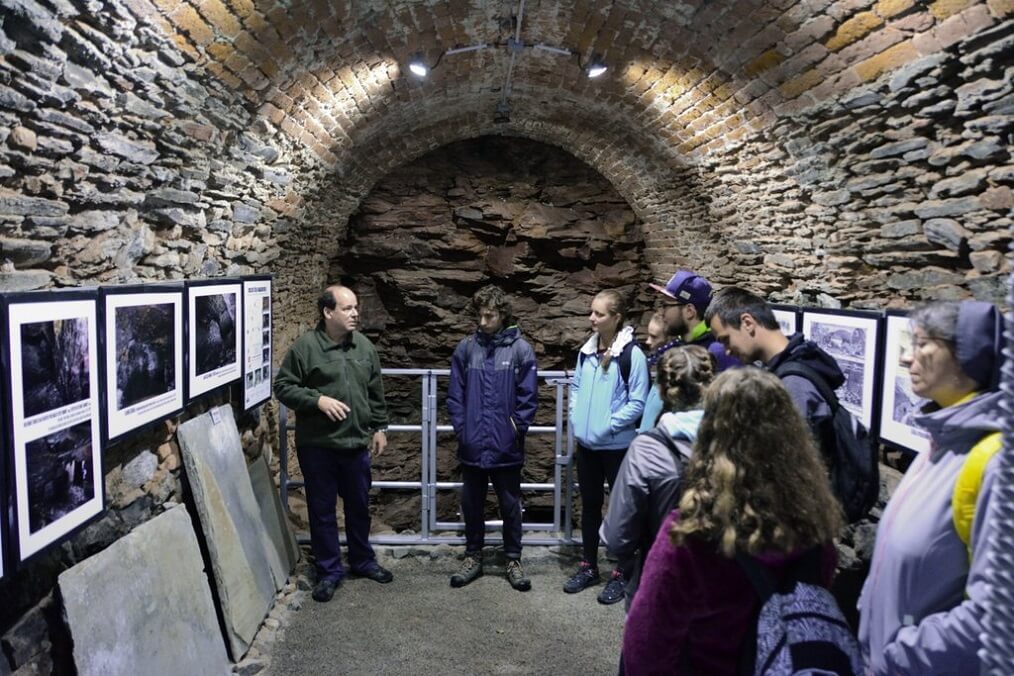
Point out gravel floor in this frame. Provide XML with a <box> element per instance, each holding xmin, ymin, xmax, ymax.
<box><xmin>267</xmin><ymin>546</ymin><xmax>627</xmax><ymax>676</ymax></box>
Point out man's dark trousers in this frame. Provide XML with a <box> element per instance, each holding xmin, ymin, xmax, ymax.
<box><xmin>460</xmin><ymin>464</ymin><xmax>523</xmax><ymax>559</ymax></box>
<box><xmin>297</xmin><ymin>445</ymin><xmax>377</xmax><ymax>582</ymax></box>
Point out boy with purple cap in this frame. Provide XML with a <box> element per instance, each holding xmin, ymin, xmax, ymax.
<box><xmin>648</xmin><ymin>269</ymin><xmax>738</xmax><ymax>372</ymax></box>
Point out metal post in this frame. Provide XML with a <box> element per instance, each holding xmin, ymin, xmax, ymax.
<box><xmin>982</xmin><ymin>261</ymin><xmax>1014</xmax><ymax>674</ymax></box>
<box><xmin>427</xmin><ymin>370</ymin><xmax>439</xmax><ymax>538</ymax></box>
<box><xmin>279</xmin><ymin>401</ymin><xmax>289</xmax><ymax>507</ymax></box>
<box><xmin>552</xmin><ymin>378</ymin><xmax>564</xmax><ymax>532</ymax></box>
<box><xmin>420</xmin><ymin>371</ymin><xmax>431</xmax><ymax>540</ymax></box>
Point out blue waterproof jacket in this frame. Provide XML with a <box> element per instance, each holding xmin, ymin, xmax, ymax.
<box><xmin>570</xmin><ymin>326</ymin><xmax>649</xmax><ymax>451</ymax></box>
<box><xmin>447</xmin><ymin>326</ymin><xmax>538</xmax><ymax>469</ymax></box>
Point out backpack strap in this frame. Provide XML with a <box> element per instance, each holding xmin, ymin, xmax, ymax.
<box><xmin>734</xmin><ymin>554</ymin><xmax>776</xmax><ymax>676</ymax></box>
<box><xmin>952</xmin><ymin>431</ymin><xmax>1002</xmax><ymax>561</ymax></box>
<box><xmin>772</xmin><ymin>361</ymin><xmax>840</xmax><ymax>412</ymax></box>
<box><xmin>618</xmin><ymin>340</ymin><xmax>633</xmax><ymax>388</ymax></box>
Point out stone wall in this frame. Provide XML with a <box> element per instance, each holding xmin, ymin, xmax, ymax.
<box><xmin>677</xmin><ymin>19</ymin><xmax>1014</xmax><ymax>307</ymax></box>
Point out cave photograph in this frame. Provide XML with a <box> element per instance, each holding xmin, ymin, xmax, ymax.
<box><xmin>19</xmin><ymin>318</ymin><xmax>90</xmax><ymax>420</ymax></box>
<box><xmin>25</xmin><ymin>420</ymin><xmax>96</xmax><ymax>535</ymax></box>
<box><xmin>194</xmin><ymin>292</ymin><xmax>237</xmax><ymax>376</ymax></box>
<box><xmin>114</xmin><ymin>303</ymin><xmax>177</xmax><ymax>410</ymax></box>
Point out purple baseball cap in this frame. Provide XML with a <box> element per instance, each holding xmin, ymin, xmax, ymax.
<box><xmin>649</xmin><ymin>270</ymin><xmax>712</xmax><ymax>311</ymax></box>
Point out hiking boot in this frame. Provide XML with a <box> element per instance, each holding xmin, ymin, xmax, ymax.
<box><xmin>597</xmin><ymin>569</ymin><xmax>626</xmax><ymax>605</ymax></box>
<box><xmin>450</xmin><ymin>555</ymin><xmax>483</xmax><ymax>588</ymax></box>
<box><xmin>506</xmin><ymin>559</ymin><xmax>531</xmax><ymax>592</ymax></box>
<box><xmin>312</xmin><ymin>578</ymin><xmax>340</xmax><ymax>603</ymax></box>
<box><xmin>563</xmin><ymin>561</ymin><xmax>600</xmax><ymax>593</ymax></box>
<box><xmin>355</xmin><ymin>565</ymin><xmax>393</xmax><ymax>584</ymax></box>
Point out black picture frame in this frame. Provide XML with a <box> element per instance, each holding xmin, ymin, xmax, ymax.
<box><xmin>0</xmin><ymin>289</ymin><xmax>106</xmax><ymax>565</ymax></box>
<box><xmin>770</xmin><ymin>304</ymin><xmax>801</xmax><ymax>337</ymax></box>
<box><xmin>878</xmin><ymin>311</ymin><xmax>932</xmax><ymax>454</ymax></box>
<box><xmin>801</xmin><ymin>308</ymin><xmax>884</xmax><ymax>435</ymax></box>
<box><xmin>100</xmin><ymin>283</ymin><xmax>186</xmax><ymax>444</ymax></box>
<box><xmin>186</xmin><ymin>279</ymin><xmax>243</xmax><ymax>401</ymax></box>
<box><xmin>241</xmin><ymin>276</ymin><xmax>273</xmax><ymax>410</ymax></box>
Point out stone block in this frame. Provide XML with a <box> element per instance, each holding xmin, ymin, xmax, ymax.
<box><xmin>58</xmin><ymin>505</ymin><xmax>231</xmax><ymax>676</ymax></box>
<box><xmin>248</xmin><ymin>453</ymin><xmax>299</xmax><ymax>585</ymax></box>
<box><xmin>876</xmin><ymin>0</ymin><xmax>917</xmax><ymax>18</ymax></box>
<box><xmin>827</xmin><ymin>11</ymin><xmax>884</xmax><ymax>51</ymax></box>
<box><xmin>0</xmin><ymin>237</ymin><xmax>52</xmax><ymax>266</ymax></box>
<box><xmin>855</xmin><ymin>39</ymin><xmax>919</xmax><ymax>81</ymax></box>
<box><xmin>987</xmin><ymin>0</ymin><xmax>1014</xmax><ymax>16</ymax></box>
<box><xmin>0</xmin><ymin>269</ymin><xmax>51</xmax><ymax>291</ymax></box>
<box><xmin>923</xmin><ymin>218</ymin><xmax>970</xmax><ymax>250</ymax></box>
<box><xmin>177</xmin><ymin>405</ymin><xmax>283</xmax><ymax>661</ymax></box>
<box><xmin>929</xmin><ymin>0</ymin><xmax>972</xmax><ymax>20</ymax></box>
<box><xmin>97</xmin><ymin>132</ymin><xmax>159</xmax><ymax>164</ymax></box>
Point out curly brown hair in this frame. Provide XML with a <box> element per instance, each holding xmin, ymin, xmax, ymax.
<box><xmin>656</xmin><ymin>345</ymin><xmax>716</xmax><ymax>412</ymax></box>
<box><xmin>671</xmin><ymin>367</ymin><xmax>843</xmax><ymax>557</ymax></box>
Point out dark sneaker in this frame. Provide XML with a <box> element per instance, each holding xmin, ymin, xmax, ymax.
<box><xmin>355</xmin><ymin>565</ymin><xmax>394</xmax><ymax>584</ymax></box>
<box><xmin>506</xmin><ymin>559</ymin><xmax>531</xmax><ymax>592</ymax></box>
<box><xmin>597</xmin><ymin>569</ymin><xmax>626</xmax><ymax>605</ymax></box>
<box><xmin>312</xmin><ymin>578</ymin><xmax>339</xmax><ymax>602</ymax></box>
<box><xmin>450</xmin><ymin>555</ymin><xmax>483</xmax><ymax>588</ymax></box>
<box><xmin>563</xmin><ymin>561</ymin><xmax>600</xmax><ymax>593</ymax></box>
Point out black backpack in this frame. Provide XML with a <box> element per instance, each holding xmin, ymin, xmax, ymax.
<box><xmin>737</xmin><ymin>548</ymin><xmax>862</xmax><ymax>676</ymax></box>
<box><xmin>773</xmin><ymin>362</ymin><xmax>879</xmax><ymax>523</ymax></box>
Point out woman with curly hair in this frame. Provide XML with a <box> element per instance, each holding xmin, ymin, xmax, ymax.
<box><xmin>622</xmin><ymin>367</ymin><xmax>843</xmax><ymax>675</ymax></box>
<box><xmin>601</xmin><ymin>345</ymin><xmax>716</xmax><ymax>609</ymax></box>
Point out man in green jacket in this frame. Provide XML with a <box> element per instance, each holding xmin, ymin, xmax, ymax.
<box><xmin>274</xmin><ymin>285</ymin><xmax>393</xmax><ymax>603</ymax></box>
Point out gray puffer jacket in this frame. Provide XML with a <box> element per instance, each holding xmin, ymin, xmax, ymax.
<box><xmin>600</xmin><ymin>410</ymin><xmax>702</xmax><ymax>609</ymax></box>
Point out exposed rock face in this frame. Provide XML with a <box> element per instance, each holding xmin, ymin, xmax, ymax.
<box><xmin>334</xmin><ymin>136</ymin><xmax>650</xmax><ymax>371</ymax></box>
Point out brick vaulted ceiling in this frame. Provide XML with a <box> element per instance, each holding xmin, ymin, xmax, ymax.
<box><xmin>142</xmin><ymin>0</ymin><xmax>1005</xmax><ymax>210</ymax></box>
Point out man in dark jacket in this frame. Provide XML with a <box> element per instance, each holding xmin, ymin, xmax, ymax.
<box><xmin>704</xmin><ymin>287</ymin><xmax>845</xmax><ymax>442</ymax></box>
<box><xmin>446</xmin><ymin>286</ymin><xmax>538</xmax><ymax>591</ymax></box>
<box><xmin>274</xmin><ymin>285</ymin><xmax>393</xmax><ymax>603</ymax></box>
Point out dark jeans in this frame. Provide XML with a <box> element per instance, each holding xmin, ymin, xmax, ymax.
<box><xmin>460</xmin><ymin>464</ymin><xmax>523</xmax><ymax>560</ymax></box>
<box><xmin>576</xmin><ymin>444</ymin><xmax>627</xmax><ymax>565</ymax></box>
<box><xmin>296</xmin><ymin>445</ymin><xmax>377</xmax><ymax>582</ymax></box>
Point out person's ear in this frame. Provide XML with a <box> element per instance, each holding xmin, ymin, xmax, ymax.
<box><xmin>740</xmin><ymin>313</ymin><xmax>755</xmax><ymax>334</ymax></box>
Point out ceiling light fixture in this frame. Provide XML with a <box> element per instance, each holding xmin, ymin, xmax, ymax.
<box><xmin>586</xmin><ymin>54</ymin><xmax>608</xmax><ymax>78</ymax></box>
<box><xmin>408</xmin><ymin>53</ymin><xmax>429</xmax><ymax>78</ymax></box>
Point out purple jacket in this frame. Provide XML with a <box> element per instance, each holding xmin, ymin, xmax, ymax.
<box><xmin>447</xmin><ymin>326</ymin><xmax>538</xmax><ymax>469</ymax></box>
<box><xmin>623</xmin><ymin>510</ymin><xmax>835</xmax><ymax>675</ymax></box>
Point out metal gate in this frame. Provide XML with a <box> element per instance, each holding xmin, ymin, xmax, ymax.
<box><xmin>279</xmin><ymin>368</ymin><xmax>580</xmax><ymax>546</ymax></box>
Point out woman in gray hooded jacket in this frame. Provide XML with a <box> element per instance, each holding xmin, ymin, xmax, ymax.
<box><xmin>600</xmin><ymin>344</ymin><xmax>717</xmax><ymax>608</ymax></box>
<box><xmin>858</xmin><ymin>301</ymin><xmax>1004</xmax><ymax>675</ymax></box>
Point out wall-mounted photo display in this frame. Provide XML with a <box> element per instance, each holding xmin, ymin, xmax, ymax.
<box><xmin>242</xmin><ymin>276</ymin><xmax>273</xmax><ymax>410</ymax></box>
<box><xmin>1</xmin><ymin>291</ymin><xmax>104</xmax><ymax>563</ymax></box>
<box><xmin>801</xmin><ymin>309</ymin><xmax>883</xmax><ymax>433</ymax></box>
<box><xmin>879</xmin><ymin>312</ymin><xmax>931</xmax><ymax>454</ymax></box>
<box><xmin>187</xmin><ymin>280</ymin><xmax>242</xmax><ymax>400</ymax></box>
<box><xmin>102</xmin><ymin>285</ymin><xmax>185</xmax><ymax>442</ymax></box>
<box><xmin>770</xmin><ymin>304</ymin><xmax>800</xmax><ymax>337</ymax></box>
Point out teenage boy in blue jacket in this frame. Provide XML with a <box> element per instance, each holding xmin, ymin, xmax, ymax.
<box><xmin>447</xmin><ymin>286</ymin><xmax>539</xmax><ymax>591</ymax></box>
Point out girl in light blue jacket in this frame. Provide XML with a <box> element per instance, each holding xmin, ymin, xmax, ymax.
<box><xmin>564</xmin><ymin>290</ymin><xmax>649</xmax><ymax>604</ymax></box>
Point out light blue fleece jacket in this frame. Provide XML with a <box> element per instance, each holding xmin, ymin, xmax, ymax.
<box><xmin>570</xmin><ymin>326</ymin><xmax>649</xmax><ymax>451</ymax></box>
<box><xmin>857</xmin><ymin>390</ymin><xmax>1002</xmax><ymax>675</ymax></box>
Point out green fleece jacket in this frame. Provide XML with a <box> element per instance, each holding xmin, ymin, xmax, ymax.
<box><xmin>273</xmin><ymin>325</ymin><xmax>388</xmax><ymax>450</ymax></box>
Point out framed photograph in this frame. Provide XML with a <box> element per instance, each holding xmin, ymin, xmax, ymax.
<box><xmin>101</xmin><ymin>285</ymin><xmax>185</xmax><ymax>442</ymax></box>
<box><xmin>1</xmin><ymin>290</ymin><xmax>105</xmax><ymax>563</ymax></box>
<box><xmin>187</xmin><ymin>280</ymin><xmax>242</xmax><ymax>400</ymax></box>
<box><xmin>242</xmin><ymin>276</ymin><xmax>273</xmax><ymax>410</ymax></box>
<box><xmin>770</xmin><ymin>304</ymin><xmax>800</xmax><ymax>337</ymax></box>
<box><xmin>801</xmin><ymin>309</ymin><xmax>883</xmax><ymax>433</ymax></box>
<box><xmin>879</xmin><ymin>312</ymin><xmax>931</xmax><ymax>453</ymax></box>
